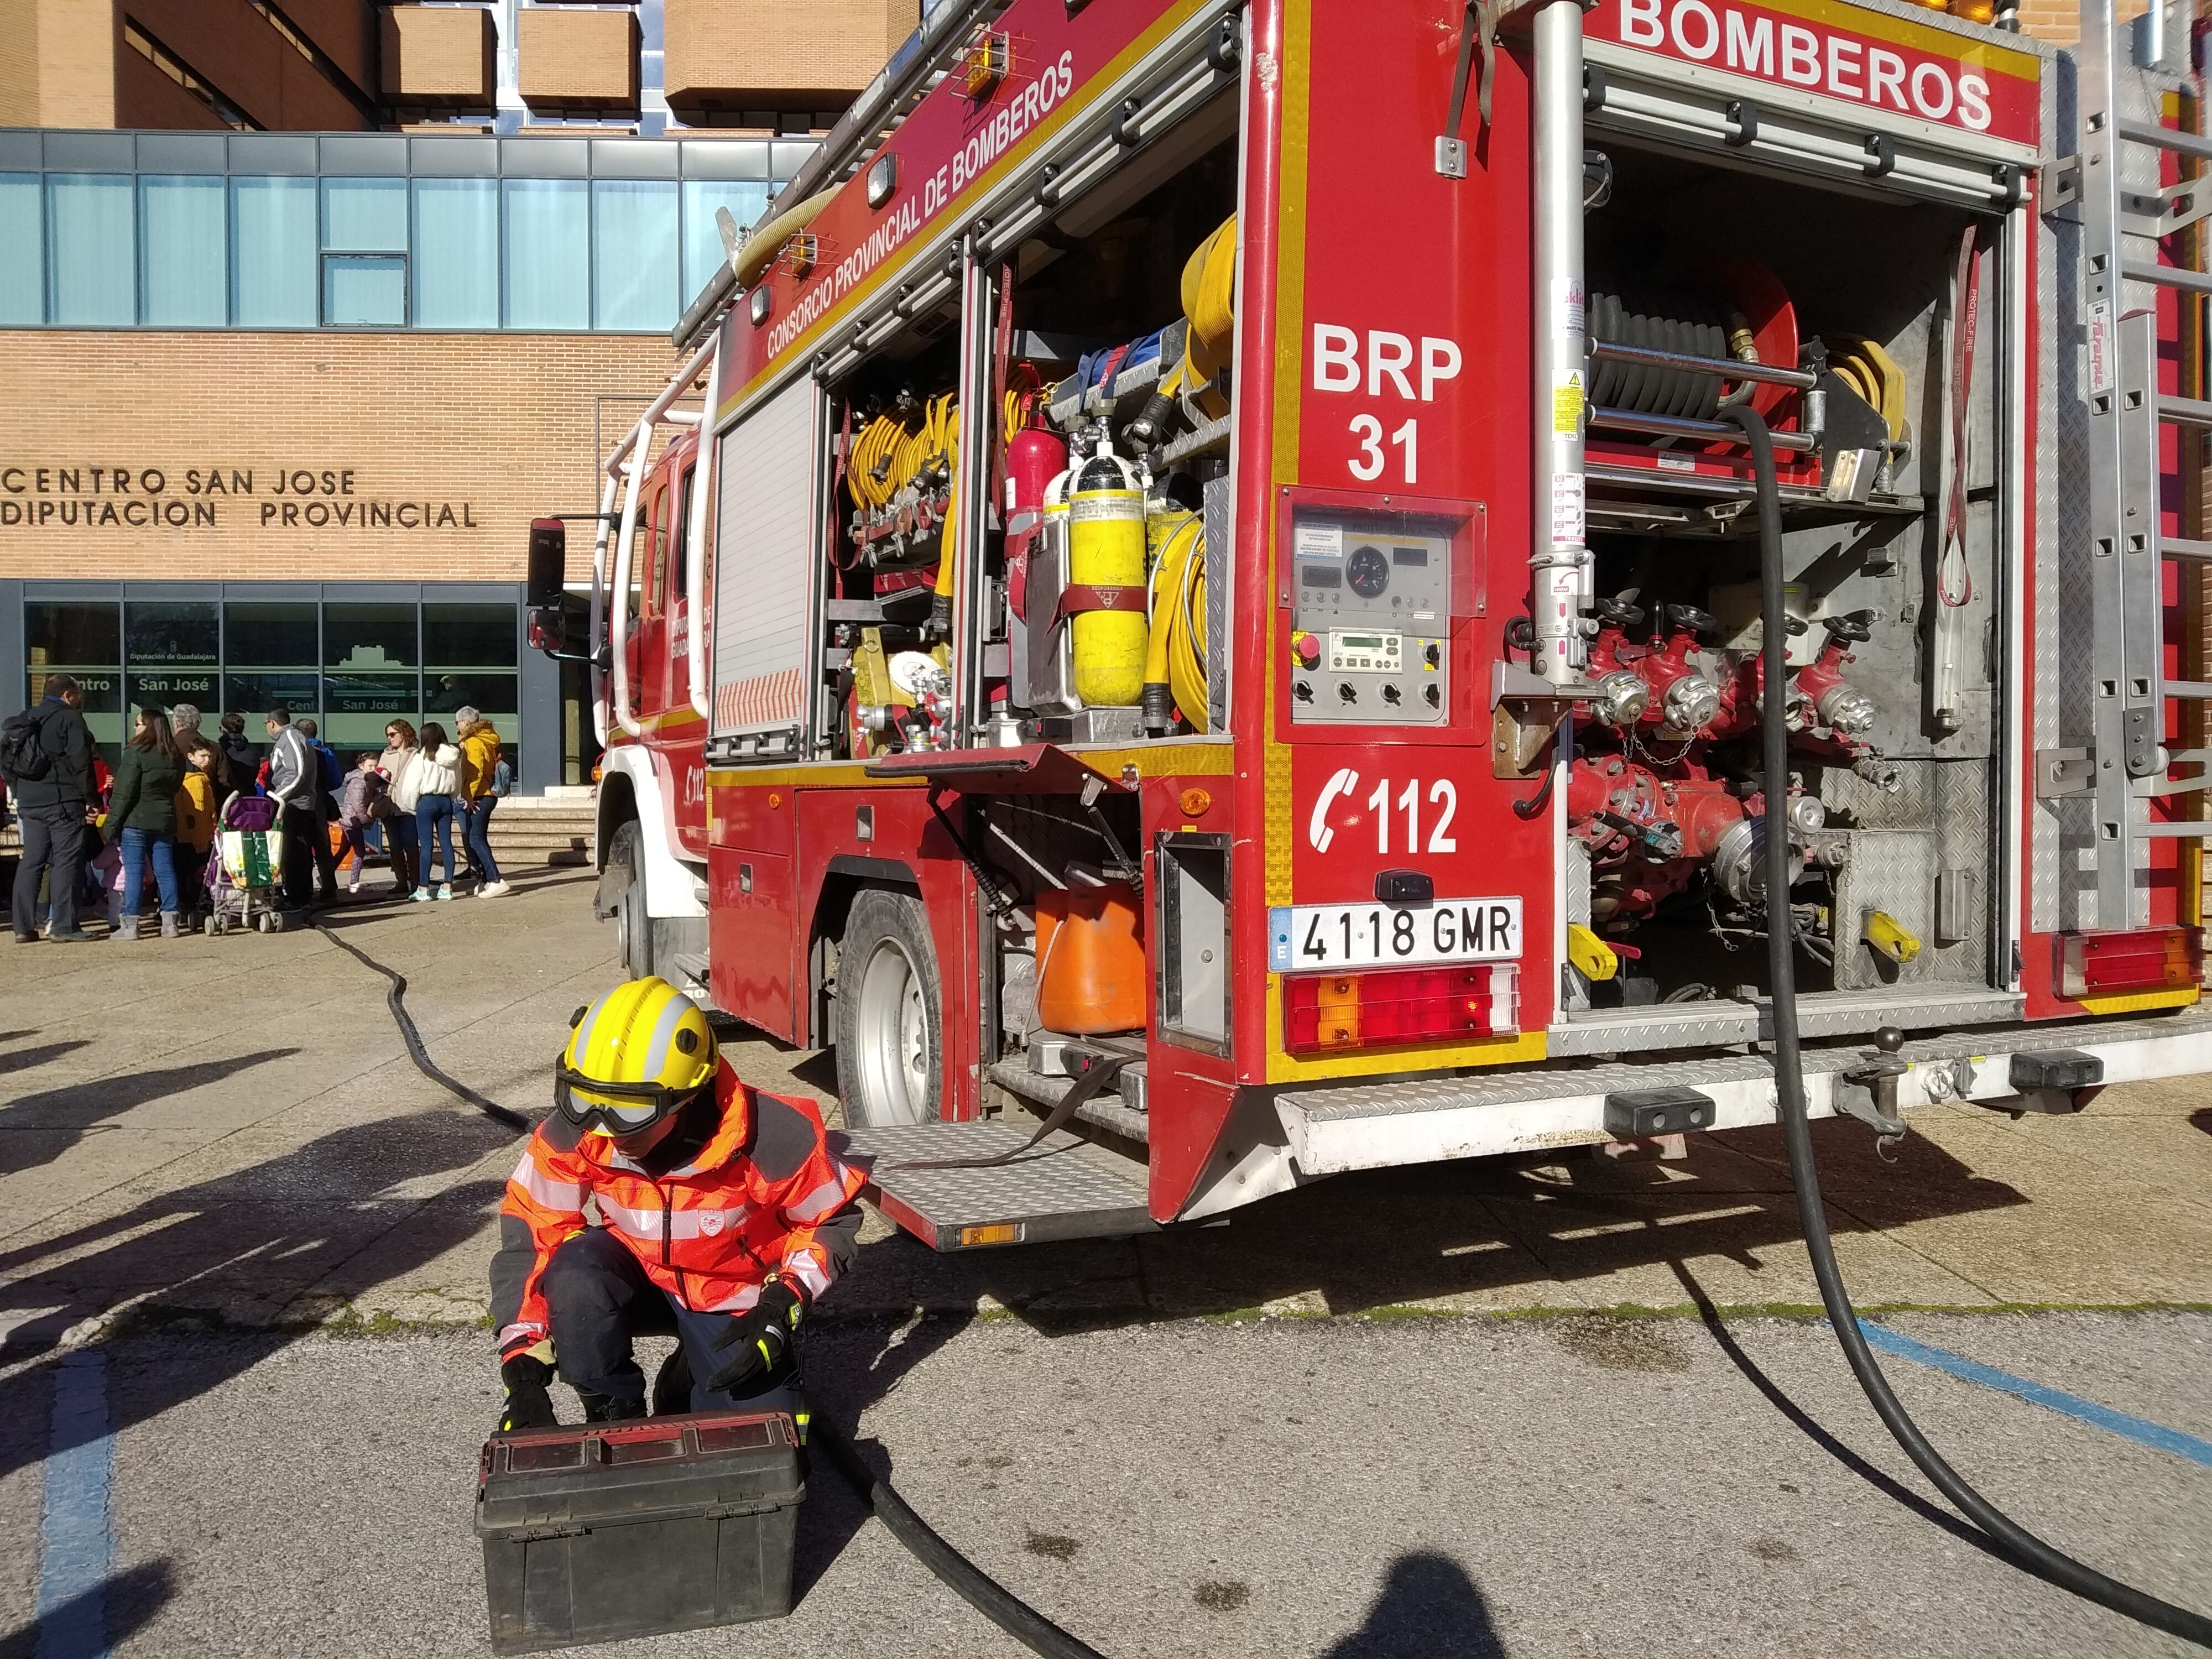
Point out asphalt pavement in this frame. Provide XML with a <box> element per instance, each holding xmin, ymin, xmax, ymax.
<box><xmin>1</xmin><ymin>866</ymin><xmax>2208</xmax><ymax>1657</ymax></box>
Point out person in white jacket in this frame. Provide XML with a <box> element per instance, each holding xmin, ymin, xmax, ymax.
<box><xmin>378</xmin><ymin>718</ymin><xmax>424</xmax><ymax>898</ymax></box>
<box><xmin>409</xmin><ymin>722</ymin><xmax>463</xmax><ymax>902</ymax></box>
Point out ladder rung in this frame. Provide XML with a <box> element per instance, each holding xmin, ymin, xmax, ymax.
<box><xmin>2162</xmin><ymin>536</ymin><xmax>2212</xmax><ymax>560</ymax></box>
<box><xmin>2118</xmin><ymin>120</ymin><xmax>2212</xmax><ymax>163</ymax></box>
<box><xmin>2168</xmin><ymin>681</ymin><xmax>2212</xmax><ymax>700</ymax></box>
<box><xmin>2136</xmin><ymin>821</ymin><xmax>2212</xmax><ymax>838</ymax></box>
<box><xmin>2162</xmin><ymin>394</ymin><xmax>2212</xmax><ymax>427</ymax></box>
<box><xmin>2122</xmin><ymin>260</ymin><xmax>2212</xmax><ymax>296</ymax></box>
<box><xmin>2137</xmin><ymin>775</ymin><xmax>2212</xmax><ymax>797</ymax></box>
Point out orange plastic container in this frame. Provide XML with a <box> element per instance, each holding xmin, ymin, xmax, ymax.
<box><xmin>1034</xmin><ymin>881</ymin><xmax>1146</xmax><ymax>1034</ymax></box>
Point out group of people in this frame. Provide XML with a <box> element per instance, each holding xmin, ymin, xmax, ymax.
<box><xmin>3</xmin><ymin>673</ymin><xmax>514</xmax><ymax>942</ymax></box>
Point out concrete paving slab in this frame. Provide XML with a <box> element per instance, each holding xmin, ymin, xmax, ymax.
<box><xmin>2</xmin><ymin>1313</ymin><xmax>2195</xmax><ymax>1659</ymax></box>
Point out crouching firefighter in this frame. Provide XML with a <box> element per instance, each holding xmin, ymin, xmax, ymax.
<box><xmin>489</xmin><ymin>976</ymin><xmax>867</xmax><ymax>1433</ymax></box>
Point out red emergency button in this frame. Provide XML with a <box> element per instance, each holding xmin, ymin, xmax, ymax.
<box><xmin>1293</xmin><ymin>632</ymin><xmax>1320</xmax><ymax>669</ymax></box>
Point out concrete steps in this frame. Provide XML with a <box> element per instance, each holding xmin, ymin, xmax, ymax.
<box><xmin>488</xmin><ymin>789</ymin><xmax>594</xmax><ymax>867</ymax></box>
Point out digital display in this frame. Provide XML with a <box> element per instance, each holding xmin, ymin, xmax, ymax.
<box><xmin>1339</xmin><ymin>635</ymin><xmax>1385</xmax><ymax>650</ymax></box>
<box><xmin>1301</xmin><ymin>565</ymin><xmax>1342</xmax><ymax>588</ymax></box>
<box><xmin>1392</xmin><ymin>545</ymin><xmax>1428</xmax><ymax>566</ymax></box>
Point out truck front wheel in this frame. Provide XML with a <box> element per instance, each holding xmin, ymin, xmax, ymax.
<box><xmin>834</xmin><ymin>889</ymin><xmax>942</xmax><ymax>1127</ymax></box>
<box><xmin>603</xmin><ymin>820</ymin><xmax>652</xmax><ymax>980</ymax></box>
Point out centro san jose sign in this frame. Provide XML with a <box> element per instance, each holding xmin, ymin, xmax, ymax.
<box><xmin>0</xmin><ymin>465</ymin><xmax>481</xmax><ymax>532</ymax></box>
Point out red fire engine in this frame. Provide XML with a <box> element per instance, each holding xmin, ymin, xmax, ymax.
<box><xmin>528</xmin><ymin>0</ymin><xmax>2212</xmax><ymax>1248</ymax></box>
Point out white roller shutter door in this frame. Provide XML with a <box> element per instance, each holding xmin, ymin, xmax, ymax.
<box><xmin>709</xmin><ymin>375</ymin><xmax>819</xmax><ymax>747</ymax></box>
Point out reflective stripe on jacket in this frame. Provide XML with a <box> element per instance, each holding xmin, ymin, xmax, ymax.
<box><xmin>490</xmin><ymin>1060</ymin><xmax>866</xmax><ymax>1354</ymax></box>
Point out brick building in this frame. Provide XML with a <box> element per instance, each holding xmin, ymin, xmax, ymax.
<box><xmin>0</xmin><ymin>0</ymin><xmax>920</xmax><ymax>789</ymax></box>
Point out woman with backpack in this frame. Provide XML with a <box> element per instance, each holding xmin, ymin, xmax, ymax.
<box><xmin>104</xmin><ymin>707</ymin><xmax>187</xmax><ymax>940</ymax></box>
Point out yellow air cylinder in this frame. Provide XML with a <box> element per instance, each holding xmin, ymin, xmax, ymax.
<box><xmin>1067</xmin><ymin>432</ymin><xmax>1147</xmax><ymax>706</ymax></box>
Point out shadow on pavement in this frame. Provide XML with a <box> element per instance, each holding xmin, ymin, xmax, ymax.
<box><xmin>1323</xmin><ymin>1553</ymin><xmax>1507</xmax><ymax>1659</ymax></box>
<box><xmin>1667</xmin><ymin>1260</ymin><xmax>2001</xmax><ymax>1563</ymax></box>
<box><xmin>0</xmin><ymin>1111</ymin><xmax>519</xmax><ymax>1483</ymax></box>
<box><xmin>2192</xmin><ymin>1108</ymin><xmax>2211</xmax><ymax>1139</ymax></box>
<box><xmin>792</xmin><ymin>1312</ymin><xmax>978</xmax><ymax>1603</ymax></box>
<box><xmin>0</xmin><ymin>1051</ymin><xmax>300</xmax><ymax>1177</ymax></box>
<box><xmin>0</xmin><ymin>1039</ymin><xmax>93</xmax><ymax>1076</ymax></box>
<box><xmin>841</xmin><ymin>1115</ymin><xmax>2028</xmax><ymax>1332</ymax></box>
<box><xmin>0</xmin><ymin>1559</ymin><xmax>176</xmax><ymax>1659</ymax></box>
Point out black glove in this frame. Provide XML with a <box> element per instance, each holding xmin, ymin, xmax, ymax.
<box><xmin>704</xmin><ymin>1280</ymin><xmax>805</xmax><ymax>1395</ymax></box>
<box><xmin>498</xmin><ymin>1353</ymin><xmax>557</xmax><ymax>1433</ymax></box>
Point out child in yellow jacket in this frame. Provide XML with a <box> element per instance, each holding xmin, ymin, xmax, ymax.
<box><xmin>174</xmin><ymin>739</ymin><xmax>219</xmax><ymax>924</ymax></box>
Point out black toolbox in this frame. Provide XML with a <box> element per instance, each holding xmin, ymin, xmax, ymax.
<box><xmin>475</xmin><ymin>1409</ymin><xmax>805</xmax><ymax>1654</ymax></box>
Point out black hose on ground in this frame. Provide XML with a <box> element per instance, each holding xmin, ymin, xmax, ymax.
<box><xmin>313</xmin><ymin>918</ymin><xmax>531</xmax><ymax>1132</ymax></box>
<box><xmin>1720</xmin><ymin>400</ymin><xmax>2212</xmax><ymax>1650</ymax></box>
<box><xmin>331</xmin><ymin>913</ymin><xmax>1104</xmax><ymax>1655</ymax></box>
<box><xmin>814</xmin><ymin>1415</ymin><xmax>1109</xmax><ymax>1659</ymax></box>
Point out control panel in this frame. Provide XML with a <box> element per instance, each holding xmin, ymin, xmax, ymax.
<box><xmin>1287</xmin><ymin>514</ymin><xmax>1451</xmax><ymax>726</ymax></box>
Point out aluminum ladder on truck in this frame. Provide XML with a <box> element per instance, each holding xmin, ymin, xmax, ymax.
<box><xmin>2073</xmin><ymin>0</ymin><xmax>2212</xmax><ymax>929</ymax></box>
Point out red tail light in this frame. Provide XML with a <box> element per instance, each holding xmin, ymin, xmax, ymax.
<box><xmin>1284</xmin><ymin>964</ymin><xmax>1519</xmax><ymax>1055</ymax></box>
<box><xmin>2057</xmin><ymin>926</ymin><xmax>2203</xmax><ymax>1000</ymax></box>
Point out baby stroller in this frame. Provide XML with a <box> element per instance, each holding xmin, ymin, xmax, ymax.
<box><xmin>205</xmin><ymin>792</ymin><xmax>289</xmax><ymax>935</ymax></box>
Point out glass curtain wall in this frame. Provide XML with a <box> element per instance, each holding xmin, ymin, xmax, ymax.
<box><xmin>24</xmin><ymin>603</ymin><xmax>124</xmax><ymax>757</ymax></box>
<box><xmin>47</xmin><ymin>175</ymin><xmax>135</xmax><ymax>326</ymax></box>
<box><xmin>0</xmin><ymin>174</ymin><xmax>43</xmax><ymax>325</ymax></box>
<box><xmin>425</xmin><ymin>603</ymin><xmax>519</xmax><ymax>746</ymax></box>
<box><xmin>232</xmin><ymin>176</ymin><xmax>318</xmax><ymax>326</ymax></box>
<box><xmin>21</xmin><ymin>594</ymin><xmax>520</xmax><ymax>772</ymax></box>
<box><xmin>1</xmin><ymin>143</ymin><xmax>796</xmax><ymax>331</ymax></box>
<box><xmin>140</xmin><ymin>176</ymin><xmax>227</xmax><ymax>326</ymax></box>
<box><xmin>413</xmin><ymin>178</ymin><xmax>499</xmax><ymax>328</ymax></box>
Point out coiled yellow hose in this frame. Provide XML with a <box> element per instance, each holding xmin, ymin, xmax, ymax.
<box><xmin>1829</xmin><ymin>336</ymin><xmax>1908</xmax><ymax>443</ymax></box>
<box><xmin>1140</xmin><ymin>511</ymin><xmax>1209</xmax><ymax>732</ymax></box>
<box><xmin>1161</xmin><ymin>215</ymin><xmax>1237</xmax><ymax>420</ymax></box>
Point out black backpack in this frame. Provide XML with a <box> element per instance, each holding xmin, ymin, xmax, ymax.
<box><xmin>1</xmin><ymin>709</ymin><xmax>51</xmax><ymax>784</ymax></box>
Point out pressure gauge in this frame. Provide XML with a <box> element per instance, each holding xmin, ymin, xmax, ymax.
<box><xmin>1345</xmin><ymin>543</ymin><xmax>1391</xmax><ymax>598</ymax></box>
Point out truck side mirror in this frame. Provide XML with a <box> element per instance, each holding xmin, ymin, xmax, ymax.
<box><xmin>527</xmin><ymin>519</ymin><xmax>567</xmax><ymax>608</ymax></box>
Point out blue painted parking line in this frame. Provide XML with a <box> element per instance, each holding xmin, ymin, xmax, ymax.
<box><xmin>37</xmin><ymin>1349</ymin><xmax>114</xmax><ymax>1659</ymax></box>
<box><xmin>1859</xmin><ymin>1321</ymin><xmax>2212</xmax><ymax>1470</ymax></box>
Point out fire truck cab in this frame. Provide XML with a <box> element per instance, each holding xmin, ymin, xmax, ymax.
<box><xmin>533</xmin><ymin>0</ymin><xmax>2212</xmax><ymax>1248</ymax></box>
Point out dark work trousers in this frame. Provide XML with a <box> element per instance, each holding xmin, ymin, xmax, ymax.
<box><xmin>277</xmin><ymin>800</ymin><xmax>317</xmax><ymax>908</ymax></box>
<box><xmin>542</xmin><ymin>1228</ymin><xmax>805</xmax><ymax>1421</ymax></box>
<box><xmin>310</xmin><ymin>796</ymin><xmax>338</xmax><ymax>902</ymax></box>
<box><xmin>12</xmin><ymin>807</ymin><xmax>87</xmax><ymax>939</ymax></box>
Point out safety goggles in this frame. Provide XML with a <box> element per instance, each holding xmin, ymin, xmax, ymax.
<box><xmin>552</xmin><ymin>1067</ymin><xmax>701</xmax><ymax>1137</ymax></box>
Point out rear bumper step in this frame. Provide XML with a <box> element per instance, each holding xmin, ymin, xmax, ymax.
<box><xmin>837</xmin><ymin>1121</ymin><xmax>1154</xmax><ymax>1249</ymax></box>
<box><xmin>1276</xmin><ymin>1013</ymin><xmax>2212</xmax><ymax>1176</ymax></box>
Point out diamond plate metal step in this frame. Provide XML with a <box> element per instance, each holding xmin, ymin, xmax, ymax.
<box><xmin>987</xmin><ymin>1060</ymin><xmax>1150</xmax><ymax>1144</ymax></box>
<box><xmin>837</xmin><ymin>1121</ymin><xmax>1155</xmax><ymax>1250</ymax></box>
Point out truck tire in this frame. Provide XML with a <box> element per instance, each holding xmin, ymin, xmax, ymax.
<box><xmin>835</xmin><ymin>889</ymin><xmax>942</xmax><ymax>1127</ymax></box>
<box><xmin>604</xmin><ymin>820</ymin><xmax>653</xmax><ymax>980</ymax></box>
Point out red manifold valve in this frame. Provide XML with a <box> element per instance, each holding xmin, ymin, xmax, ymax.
<box><xmin>1284</xmin><ymin>964</ymin><xmax>1519</xmax><ymax>1054</ymax></box>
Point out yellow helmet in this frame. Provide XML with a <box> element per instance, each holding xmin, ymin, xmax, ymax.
<box><xmin>556</xmin><ymin>976</ymin><xmax>717</xmax><ymax>1136</ymax></box>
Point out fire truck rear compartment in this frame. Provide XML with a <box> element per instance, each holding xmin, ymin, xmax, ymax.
<box><xmin>822</xmin><ymin>95</ymin><xmax>1240</xmax><ymax>759</ymax></box>
<box><xmin>1561</xmin><ymin>142</ymin><xmax>2006</xmax><ymax>1031</ymax></box>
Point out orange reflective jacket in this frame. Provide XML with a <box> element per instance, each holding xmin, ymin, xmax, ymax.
<box><xmin>492</xmin><ymin>1060</ymin><xmax>865</xmax><ymax>1354</ymax></box>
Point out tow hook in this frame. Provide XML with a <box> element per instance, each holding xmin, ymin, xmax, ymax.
<box><xmin>1835</xmin><ymin>1025</ymin><xmax>1910</xmax><ymax>1147</ymax></box>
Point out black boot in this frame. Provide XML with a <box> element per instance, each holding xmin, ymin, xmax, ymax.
<box><xmin>576</xmin><ymin>1390</ymin><xmax>646</xmax><ymax>1423</ymax></box>
<box><xmin>651</xmin><ymin>1347</ymin><xmax>694</xmax><ymax>1417</ymax></box>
